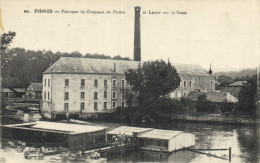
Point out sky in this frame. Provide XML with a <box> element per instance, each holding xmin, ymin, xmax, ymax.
<box><xmin>1</xmin><ymin>0</ymin><xmax>260</xmax><ymax>72</ymax></box>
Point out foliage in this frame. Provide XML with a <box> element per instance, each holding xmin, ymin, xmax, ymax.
<box><xmin>217</xmin><ymin>75</ymin><xmax>234</xmax><ymax>87</ymax></box>
<box><xmin>124</xmin><ymin>60</ymin><xmax>180</xmax><ymax>123</ymax></box>
<box><xmin>1</xmin><ymin>48</ymin><xmax>130</xmax><ymax>88</ymax></box>
<box><xmin>0</xmin><ymin>31</ymin><xmax>16</xmax><ymax>51</ymax></box>
<box><xmin>214</xmin><ymin>68</ymin><xmax>257</xmax><ymax>80</ymax></box>
<box><xmin>236</xmin><ymin>75</ymin><xmax>257</xmax><ymax>116</ymax></box>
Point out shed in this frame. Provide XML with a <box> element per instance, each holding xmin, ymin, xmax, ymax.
<box><xmin>106</xmin><ymin>126</ymin><xmax>153</xmax><ymax>142</ymax></box>
<box><xmin>26</xmin><ymin>83</ymin><xmax>43</xmax><ymax>99</ymax></box>
<box><xmin>138</xmin><ymin>129</ymin><xmax>195</xmax><ymax>152</ymax></box>
<box><xmin>12</xmin><ymin>88</ymin><xmax>26</xmax><ymax>98</ymax></box>
<box><xmin>2</xmin><ymin>121</ymin><xmax>106</xmax><ymax>150</ymax></box>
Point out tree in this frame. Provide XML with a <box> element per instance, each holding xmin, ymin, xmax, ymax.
<box><xmin>124</xmin><ymin>60</ymin><xmax>180</xmax><ymax>123</ymax></box>
<box><xmin>217</xmin><ymin>75</ymin><xmax>234</xmax><ymax>87</ymax></box>
<box><xmin>237</xmin><ymin>75</ymin><xmax>257</xmax><ymax>116</ymax></box>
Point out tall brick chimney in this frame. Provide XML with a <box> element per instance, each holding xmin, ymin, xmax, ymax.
<box><xmin>134</xmin><ymin>6</ymin><xmax>141</xmax><ymax>61</ymax></box>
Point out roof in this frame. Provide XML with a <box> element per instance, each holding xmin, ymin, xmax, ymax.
<box><xmin>43</xmin><ymin>57</ymin><xmax>141</xmax><ymax>75</ymax></box>
<box><xmin>28</xmin><ymin>83</ymin><xmax>43</xmax><ymax>91</ymax></box>
<box><xmin>43</xmin><ymin>57</ymin><xmax>212</xmax><ymax>76</ymax></box>
<box><xmin>228</xmin><ymin>81</ymin><xmax>247</xmax><ymax>87</ymax></box>
<box><xmin>106</xmin><ymin>126</ymin><xmax>153</xmax><ymax>136</ymax></box>
<box><xmin>3</xmin><ymin>121</ymin><xmax>106</xmax><ymax>135</ymax></box>
<box><xmin>173</xmin><ymin>63</ymin><xmax>211</xmax><ymax>76</ymax></box>
<box><xmin>13</xmin><ymin>88</ymin><xmax>26</xmax><ymax>93</ymax></box>
<box><xmin>1</xmin><ymin>88</ymin><xmax>13</xmax><ymax>93</ymax></box>
<box><xmin>138</xmin><ymin>129</ymin><xmax>183</xmax><ymax>140</ymax></box>
<box><xmin>187</xmin><ymin>91</ymin><xmax>238</xmax><ymax>103</ymax></box>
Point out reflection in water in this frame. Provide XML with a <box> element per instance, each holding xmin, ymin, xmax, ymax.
<box><xmin>107</xmin><ymin>121</ymin><xmax>259</xmax><ymax>163</ymax></box>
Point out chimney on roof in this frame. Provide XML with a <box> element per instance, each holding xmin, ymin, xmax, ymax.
<box><xmin>208</xmin><ymin>64</ymin><xmax>213</xmax><ymax>75</ymax></box>
<box><xmin>114</xmin><ymin>63</ymin><xmax>116</xmax><ymax>72</ymax></box>
<box><xmin>134</xmin><ymin>6</ymin><xmax>141</xmax><ymax>61</ymax></box>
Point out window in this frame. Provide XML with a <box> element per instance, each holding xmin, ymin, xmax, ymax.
<box><xmin>121</xmin><ymin>79</ymin><xmax>125</xmax><ymax>87</ymax></box>
<box><xmin>80</xmin><ymin>102</ymin><xmax>85</xmax><ymax>110</ymax></box>
<box><xmin>48</xmin><ymin>92</ymin><xmax>49</xmax><ymax>100</ymax></box>
<box><xmin>94</xmin><ymin>92</ymin><xmax>98</xmax><ymax>100</ymax></box>
<box><xmin>210</xmin><ymin>80</ymin><xmax>214</xmax><ymax>85</ymax></box>
<box><xmin>48</xmin><ymin>79</ymin><xmax>50</xmax><ymax>87</ymax></box>
<box><xmin>65</xmin><ymin>92</ymin><xmax>69</xmax><ymax>100</ymax></box>
<box><xmin>104</xmin><ymin>91</ymin><xmax>107</xmax><ymax>99</ymax></box>
<box><xmin>112</xmin><ymin>91</ymin><xmax>117</xmax><ymax>99</ymax></box>
<box><xmin>94</xmin><ymin>79</ymin><xmax>98</xmax><ymax>87</ymax></box>
<box><xmin>183</xmin><ymin>92</ymin><xmax>187</xmax><ymax>97</ymax></box>
<box><xmin>104</xmin><ymin>80</ymin><xmax>107</xmax><ymax>87</ymax></box>
<box><xmin>184</xmin><ymin>80</ymin><xmax>187</xmax><ymax>87</ymax></box>
<box><xmin>122</xmin><ymin>101</ymin><xmax>125</xmax><ymax>108</ymax></box>
<box><xmin>81</xmin><ymin>92</ymin><xmax>85</xmax><ymax>99</ymax></box>
<box><xmin>44</xmin><ymin>79</ymin><xmax>46</xmax><ymax>87</ymax></box>
<box><xmin>44</xmin><ymin>91</ymin><xmax>46</xmax><ymax>100</ymax></box>
<box><xmin>112</xmin><ymin>101</ymin><xmax>116</xmax><ymax>108</ymax></box>
<box><xmin>121</xmin><ymin>90</ymin><xmax>125</xmax><ymax>99</ymax></box>
<box><xmin>104</xmin><ymin>102</ymin><xmax>107</xmax><ymax>109</ymax></box>
<box><xmin>189</xmin><ymin>81</ymin><xmax>192</xmax><ymax>87</ymax></box>
<box><xmin>65</xmin><ymin>79</ymin><xmax>69</xmax><ymax>86</ymax></box>
<box><xmin>64</xmin><ymin>103</ymin><xmax>69</xmax><ymax>111</ymax></box>
<box><xmin>94</xmin><ymin>102</ymin><xmax>98</xmax><ymax>110</ymax></box>
<box><xmin>81</xmin><ymin>79</ymin><xmax>85</xmax><ymax>87</ymax></box>
<box><xmin>112</xmin><ymin>79</ymin><xmax>117</xmax><ymax>87</ymax></box>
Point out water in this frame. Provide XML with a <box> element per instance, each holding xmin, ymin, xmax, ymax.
<box><xmin>105</xmin><ymin>121</ymin><xmax>260</xmax><ymax>163</ymax></box>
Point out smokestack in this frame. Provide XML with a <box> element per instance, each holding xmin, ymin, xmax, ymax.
<box><xmin>134</xmin><ymin>6</ymin><xmax>141</xmax><ymax>61</ymax></box>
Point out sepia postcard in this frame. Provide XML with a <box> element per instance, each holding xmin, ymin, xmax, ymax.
<box><xmin>0</xmin><ymin>0</ymin><xmax>259</xmax><ymax>162</ymax></box>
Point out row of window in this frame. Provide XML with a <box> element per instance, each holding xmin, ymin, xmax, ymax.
<box><xmin>65</xmin><ymin>79</ymin><xmax>125</xmax><ymax>87</ymax></box>
<box><xmin>183</xmin><ymin>80</ymin><xmax>214</xmax><ymax>87</ymax></box>
<box><xmin>64</xmin><ymin>101</ymin><xmax>125</xmax><ymax>111</ymax></box>
<box><xmin>65</xmin><ymin>90</ymin><xmax>125</xmax><ymax>100</ymax></box>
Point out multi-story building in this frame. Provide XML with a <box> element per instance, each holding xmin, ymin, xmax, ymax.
<box><xmin>42</xmin><ymin>57</ymin><xmax>140</xmax><ymax>119</ymax></box>
<box><xmin>170</xmin><ymin>64</ymin><xmax>216</xmax><ymax>98</ymax></box>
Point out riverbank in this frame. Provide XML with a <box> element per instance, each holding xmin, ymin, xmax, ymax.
<box><xmin>160</xmin><ymin>114</ymin><xmax>259</xmax><ymax>125</ymax></box>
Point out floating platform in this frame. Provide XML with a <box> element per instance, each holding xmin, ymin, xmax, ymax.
<box><xmin>138</xmin><ymin>129</ymin><xmax>195</xmax><ymax>152</ymax></box>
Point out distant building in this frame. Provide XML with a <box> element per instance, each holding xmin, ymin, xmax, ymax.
<box><xmin>170</xmin><ymin>64</ymin><xmax>216</xmax><ymax>98</ymax></box>
<box><xmin>1</xmin><ymin>88</ymin><xmax>14</xmax><ymax>98</ymax></box>
<box><xmin>26</xmin><ymin>83</ymin><xmax>43</xmax><ymax>99</ymax></box>
<box><xmin>221</xmin><ymin>81</ymin><xmax>247</xmax><ymax>98</ymax></box>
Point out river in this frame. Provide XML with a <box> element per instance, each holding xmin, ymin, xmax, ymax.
<box><xmin>97</xmin><ymin>121</ymin><xmax>260</xmax><ymax>163</ymax></box>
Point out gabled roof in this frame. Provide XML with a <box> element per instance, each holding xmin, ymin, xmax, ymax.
<box><xmin>13</xmin><ymin>88</ymin><xmax>26</xmax><ymax>93</ymax></box>
<box><xmin>28</xmin><ymin>83</ymin><xmax>43</xmax><ymax>92</ymax></box>
<box><xmin>43</xmin><ymin>57</ymin><xmax>212</xmax><ymax>76</ymax></box>
<box><xmin>137</xmin><ymin>129</ymin><xmax>183</xmax><ymax>140</ymax></box>
<box><xmin>1</xmin><ymin>88</ymin><xmax>13</xmax><ymax>93</ymax></box>
<box><xmin>228</xmin><ymin>81</ymin><xmax>247</xmax><ymax>87</ymax></box>
<box><xmin>3</xmin><ymin>121</ymin><xmax>106</xmax><ymax>135</ymax></box>
<box><xmin>106</xmin><ymin>126</ymin><xmax>153</xmax><ymax>136</ymax></box>
<box><xmin>187</xmin><ymin>91</ymin><xmax>238</xmax><ymax>103</ymax></box>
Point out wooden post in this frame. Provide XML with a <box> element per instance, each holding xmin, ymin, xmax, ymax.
<box><xmin>229</xmin><ymin>147</ymin><xmax>231</xmax><ymax>162</ymax></box>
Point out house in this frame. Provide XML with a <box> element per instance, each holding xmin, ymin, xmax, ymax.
<box><xmin>137</xmin><ymin>129</ymin><xmax>195</xmax><ymax>152</ymax></box>
<box><xmin>170</xmin><ymin>64</ymin><xmax>216</xmax><ymax>98</ymax></box>
<box><xmin>221</xmin><ymin>81</ymin><xmax>247</xmax><ymax>98</ymax></box>
<box><xmin>1</xmin><ymin>88</ymin><xmax>14</xmax><ymax>98</ymax></box>
<box><xmin>26</xmin><ymin>83</ymin><xmax>43</xmax><ymax>99</ymax></box>
<box><xmin>2</xmin><ymin>121</ymin><xmax>106</xmax><ymax>150</ymax></box>
<box><xmin>12</xmin><ymin>88</ymin><xmax>26</xmax><ymax>98</ymax></box>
